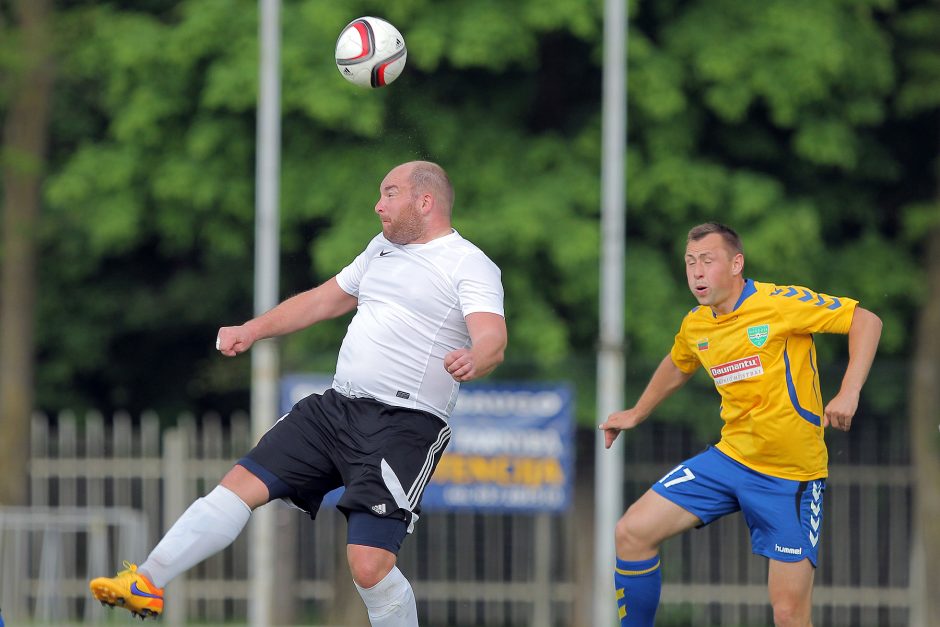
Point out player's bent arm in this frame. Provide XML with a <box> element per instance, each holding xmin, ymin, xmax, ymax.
<box><xmin>219</xmin><ymin>278</ymin><xmax>358</xmax><ymax>356</ymax></box>
<box><xmin>245</xmin><ymin>278</ymin><xmax>358</xmax><ymax>339</ymax></box>
<box><xmin>600</xmin><ymin>355</ymin><xmax>692</xmax><ymax>438</ymax></box>
<box><xmin>635</xmin><ymin>355</ymin><xmax>693</xmax><ymax>416</ymax></box>
<box><xmin>823</xmin><ymin>306</ymin><xmax>882</xmax><ymax>430</ymax></box>
<box><xmin>445</xmin><ymin>312</ymin><xmax>507</xmax><ymax>382</ymax></box>
<box><xmin>623</xmin><ymin>354</ymin><xmax>692</xmax><ymax>418</ymax></box>
<box><xmin>839</xmin><ymin>306</ymin><xmax>882</xmax><ymax>396</ymax></box>
<box><xmin>465</xmin><ymin>312</ymin><xmax>508</xmax><ymax>378</ymax></box>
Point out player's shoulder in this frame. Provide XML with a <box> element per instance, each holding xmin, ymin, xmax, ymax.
<box><xmin>753</xmin><ymin>280</ymin><xmax>860</xmax><ymax>327</ymax></box>
<box><xmin>760</xmin><ymin>280</ymin><xmax>812</xmax><ymax>295</ymax></box>
<box><xmin>443</xmin><ymin>230</ymin><xmax>485</xmax><ymax>253</ymax></box>
<box><xmin>759</xmin><ymin>280</ymin><xmax>845</xmax><ymax>308</ymax></box>
<box><xmin>445</xmin><ymin>231</ymin><xmax>501</xmax><ymax>271</ymax></box>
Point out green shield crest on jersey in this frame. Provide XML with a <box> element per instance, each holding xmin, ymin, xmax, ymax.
<box><xmin>747</xmin><ymin>324</ymin><xmax>769</xmax><ymax>348</ymax></box>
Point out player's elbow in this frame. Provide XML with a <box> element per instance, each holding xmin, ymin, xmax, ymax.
<box><xmin>493</xmin><ymin>341</ymin><xmax>506</xmax><ymax>366</ymax></box>
<box><xmin>855</xmin><ymin>307</ymin><xmax>883</xmax><ymax>337</ymax></box>
<box><xmin>484</xmin><ymin>329</ymin><xmax>507</xmax><ymax>365</ymax></box>
<box><xmin>871</xmin><ymin>313</ymin><xmax>883</xmax><ymax>339</ymax></box>
<box><xmin>480</xmin><ymin>345</ymin><xmax>505</xmax><ymax>378</ymax></box>
<box><xmin>495</xmin><ymin>336</ymin><xmax>509</xmax><ymax>369</ymax></box>
<box><xmin>481</xmin><ymin>338</ymin><xmax>506</xmax><ymax>378</ymax></box>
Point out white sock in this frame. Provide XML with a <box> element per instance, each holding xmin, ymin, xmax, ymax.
<box><xmin>139</xmin><ymin>485</ymin><xmax>251</xmax><ymax>588</ymax></box>
<box><xmin>354</xmin><ymin>566</ymin><xmax>419</xmax><ymax>627</ymax></box>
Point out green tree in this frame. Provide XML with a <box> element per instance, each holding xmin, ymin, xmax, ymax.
<box><xmin>1</xmin><ymin>2</ymin><xmax>936</xmax><ymax>620</ymax></box>
<box><xmin>894</xmin><ymin>2</ymin><xmax>940</xmax><ymax>623</ymax></box>
<box><xmin>14</xmin><ymin>0</ymin><xmax>934</xmax><ymax>433</ymax></box>
<box><xmin>0</xmin><ymin>0</ymin><xmax>54</xmax><ymax>506</ymax></box>
<box><xmin>614</xmin><ymin>0</ymin><xmax>924</xmax><ymax>438</ymax></box>
<box><xmin>38</xmin><ymin>0</ymin><xmax>608</xmax><ymax>417</ymax></box>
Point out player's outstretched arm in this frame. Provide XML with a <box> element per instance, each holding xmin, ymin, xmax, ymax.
<box><xmin>823</xmin><ymin>306</ymin><xmax>882</xmax><ymax>431</ymax></box>
<box><xmin>444</xmin><ymin>312</ymin><xmax>507</xmax><ymax>382</ymax></box>
<box><xmin>216</xmin><ymin>278</ymin><xmax>357</xmax><ymax>357</ymax></box>
<box><xmin>599</xmin><ymin>354</ymin><xmax>693</xmax><ymax>449</ymax></box>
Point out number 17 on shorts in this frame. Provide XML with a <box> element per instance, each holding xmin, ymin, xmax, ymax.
<box><xmin>659</xmin><ymin>464</ymin><xmax>696</xmax><ymax>488</ymax></box>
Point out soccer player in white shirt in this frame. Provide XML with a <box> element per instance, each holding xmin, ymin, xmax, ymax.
<box><xmin>90</xmin><ymin>161</ymin><xmax>507</xmax><ymax>627</ymax></box>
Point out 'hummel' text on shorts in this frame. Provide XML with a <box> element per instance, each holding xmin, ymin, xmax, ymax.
<box><xmin>651</xmin><ymin>447</ymin><xmax>826</xmax><ymax>566</ymax></box>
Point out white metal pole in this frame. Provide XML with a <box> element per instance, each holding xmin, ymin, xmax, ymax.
<box><xmin>594</xmin><ymin>0</ymin><xmax>627</xmax><ymax>626</ymax></box>
<box><xmin>251</xmin><ymin>1</ymin><xmax>281</xmax><ymax>625</ymax></box>
<box><xmin>162</xmin><ymin>429</ymin><xmax>187</xmax><ymax>627</ymax></box>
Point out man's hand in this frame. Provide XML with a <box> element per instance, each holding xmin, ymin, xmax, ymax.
<box><xmin>598</xmin><ymin>408</ymin><xmax>647</xmax><ymax>449</ymax></box>
<box><xmin>823</xmin><ymin>306</ymin><xmax>881</xmax><ymax>432</ymax></box>
<box><xmin>216</xmin><ymin>325</ymin><xmax>256</xmax><ymax>357</ymax></box>
<box><xmin>823</xmin><ymin>390</ymin><xmax>859</xmax><ymax>431</ymax></box>
<box><xmin>444</xmin><ymin>348</ymin><xmax>477</xmax><ymax>382</ymax></box>
<box><xmin>597</xmin><ymin>356</ymin><xmax>690</xmax><ymax>449</ymax></box>
<box><xmin>446</xmin><ymin>313</ymin><xmax>507</xmax><ymax>382</ymax></box>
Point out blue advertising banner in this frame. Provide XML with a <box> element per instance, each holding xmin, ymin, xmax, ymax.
<box><xmin>279</xmin><ymin>376</ymin><xmax>575</xmax><ymax>513</ymax></box>
<box><xmin>423</xmin><ymin>383</ymin><xmax>574</xmax><ymax>513</ymax></box>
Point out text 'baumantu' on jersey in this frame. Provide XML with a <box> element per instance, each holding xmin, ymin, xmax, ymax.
<box><xmin>669</xmin><ymin>279</ymin><xmax>858</xmax><ymax>481</ymax></box>
<box><xmin>333</xmin><ymin>230</ymin><xmax>504</xmax><ymax>421</ymax></box>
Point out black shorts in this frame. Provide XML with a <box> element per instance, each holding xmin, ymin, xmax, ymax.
<box><xmin>240</xmin><ymin>388</ymin><xmax>450</xmax><ymax>533</ymax></box>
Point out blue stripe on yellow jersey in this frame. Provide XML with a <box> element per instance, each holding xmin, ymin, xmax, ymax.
<box><xmin>670</xmin><ymin>279</ymin><xmax>858</xmax><ymax>480</ymax></box>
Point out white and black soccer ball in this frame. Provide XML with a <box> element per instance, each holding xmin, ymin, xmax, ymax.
<box><xmin>335</xmin><ymin>17</ymin><xmax>407</xmax><ymax>89</ymax></box>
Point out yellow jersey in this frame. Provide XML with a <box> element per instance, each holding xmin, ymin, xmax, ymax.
<box><xmin>670</xmin><ymin>279</ymin><xmax>858</xmax><ymax>480</ymax></box>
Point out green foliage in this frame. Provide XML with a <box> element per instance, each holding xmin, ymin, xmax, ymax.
<box><xmin>6</xmin><ymin>0</ymin><xmax>934</xmax><ymax>427</ymax></box>
<box><xmin>894</xmin><ymin>4</ymin><xmax>940</xmax><ymax>115</ymax></box>
<box><xmin>665</xmin><ymin>0</ymin><xmax>893</xmax><ymax>129</ymax></box>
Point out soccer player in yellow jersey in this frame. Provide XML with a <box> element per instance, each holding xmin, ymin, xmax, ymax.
<box><xmin>599</xmin><ymin>222</ymin><xmax>883</xmax><ymax>627</ymax></box>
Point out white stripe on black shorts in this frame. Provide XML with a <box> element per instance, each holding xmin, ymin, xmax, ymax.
<box><xmin>241</xmin><ymin>388</ymin><xmax>451</xmax><ymax>532</ymax></box>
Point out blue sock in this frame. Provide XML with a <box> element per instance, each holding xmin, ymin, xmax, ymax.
<box><xmin>614</xmin><ymin>555</ymin><xmax>662</xmax><ymax>626</ymax></box>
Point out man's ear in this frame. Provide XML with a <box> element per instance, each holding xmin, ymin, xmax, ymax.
<box><xmin>732</xmin><ymin>253</ymin><xmax>744</xmax><ymax>276</ymax></box>
<box><xmin>420</xmin><ymin>192</ymin><xmax>433</xmax><ymax>214</ymax></box>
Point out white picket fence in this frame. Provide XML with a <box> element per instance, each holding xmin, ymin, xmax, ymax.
<box><xmin>0</xmin><ymin>410</ymin><xmax>914</xmax><ymax>626</ymax></box>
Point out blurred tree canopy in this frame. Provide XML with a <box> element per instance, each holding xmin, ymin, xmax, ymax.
<box><xmin>1</xmin><ymin>0</ymin><xmax>937</xmax><ymax>425</ymax></box>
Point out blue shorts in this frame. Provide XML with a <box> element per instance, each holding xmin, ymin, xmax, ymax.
<box><xmin>651</xmin><ymin>447</ymin><xmax>825</xmax><ymax>566</ymax></box>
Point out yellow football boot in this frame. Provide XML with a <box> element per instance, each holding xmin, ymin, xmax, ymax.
<box><xmin>90</xmin><ymin>561</ymin><xmax>164</xmax><ymax>620</ymax></box>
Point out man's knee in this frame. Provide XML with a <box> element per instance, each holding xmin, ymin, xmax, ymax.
<box><xmin>614</xmin><ymin>512</ymin><xmax>641</xmax><ymax>554</ymax></box>
<box><xmin>771</xmin><ymin>598</ymin><xmax>811</xmax><ymax>627</ymax></box>
<box><xmin>345</xmin><ymin>512</ymin><xmax>408</xmax><ymax>587</ymax></box>
<box><xmin>768</xmin><ymin>558</ymin><xmax>814</xmax><ymax>627</ymax></box>
<box><xmin>615</xmin><ymin>507</ymin><xmax>659</xmax><ymax>558</ymax></box>
<box><xmin>347</xmin><ymin>544</ymin><xmax>396</xmax><ymax>588</ymax></box>
<box><xmin>769</xmin><ymin>578</ymin><xmax>812</xmax><ymax>626</ymax></box>
<box><xmin>615</xmin><ymin>490</ymin><xmax>699</xmax><ymax>559</ymax></box>
<box><xmin>354</xmin><ymin>564</ymin><xmax>418</xmax><ymax>625</ymax></box>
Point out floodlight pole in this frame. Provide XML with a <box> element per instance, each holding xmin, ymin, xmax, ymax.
<box><xmin>251</xmin><ymin>0</ymin><xmax>281</xmax><ymax>625</ymax></box>
<box><xmin>594</xmin><ymin>0</ymin><xmax>627</xmax><ymax>626</ymax></box>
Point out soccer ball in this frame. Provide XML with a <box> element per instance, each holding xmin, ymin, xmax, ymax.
<box><xmin>335</xmin><ymin>17</ymin><xmax>407</xmax><ymax>89</ymax></box>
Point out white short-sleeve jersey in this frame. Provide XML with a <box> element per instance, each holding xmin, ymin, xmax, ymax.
<box><xmin>332</xmin><ymin>230</ymin><xmax>504</xmax><ymax>421</ymax></box>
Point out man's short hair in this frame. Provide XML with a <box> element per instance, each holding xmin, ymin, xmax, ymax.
<box><xmin>688</xmin><ymin>222</ymin><xmax>744</xmax><ymax>256</ymax></box>
<box><xmin>409</xmin><ymin>161</ymin><xmax>454</xmax><ymax>214</ymax></box>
